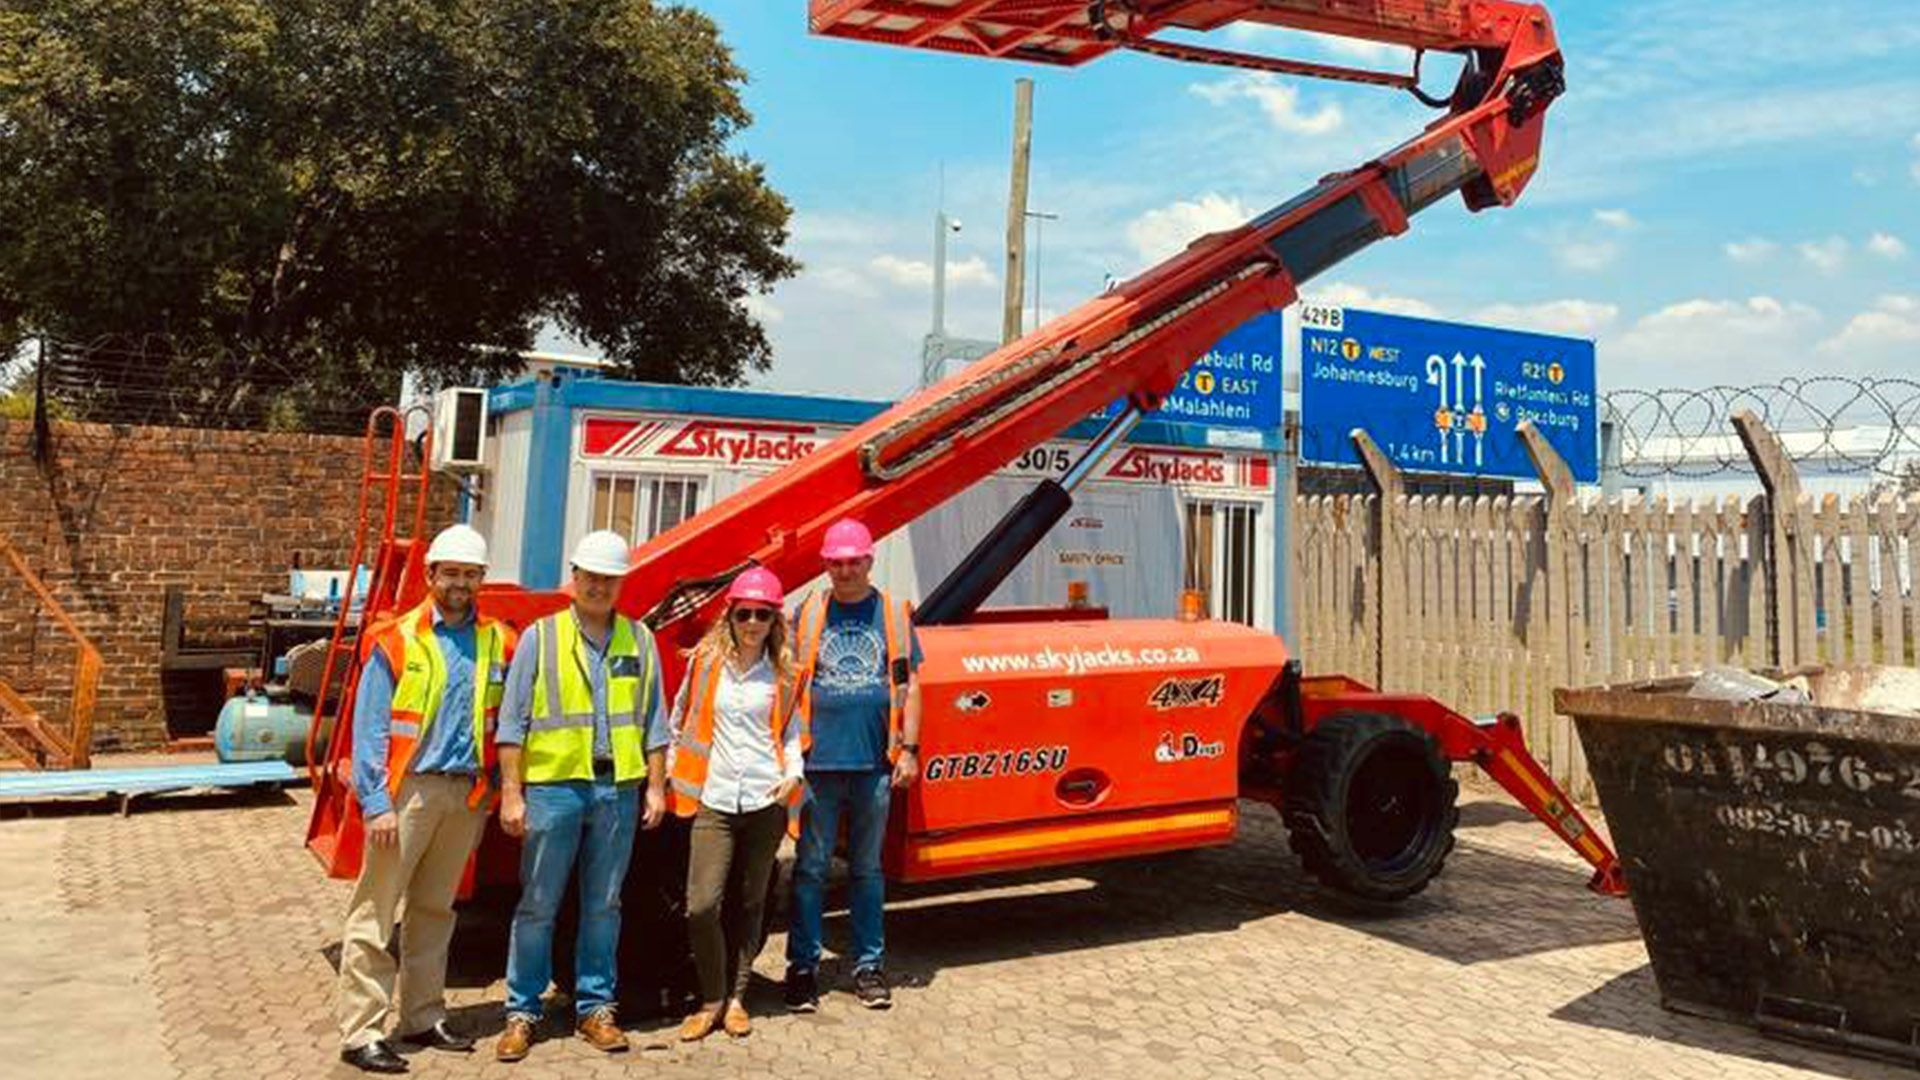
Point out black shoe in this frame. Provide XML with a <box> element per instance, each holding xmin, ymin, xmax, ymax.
<box><xmin>341</xmin><ymin>1040</ymin><xmax>409</xmax><ymax>1074</ymax></box>
<box><xmin>783</xmin><ymin>967</ymin><xmax>819</xmax><ymax>1013</ymax></box>
<box><xmin>852</xmin><ymin>967</ymin><xmax>892</xmax><ymax>1010</ymax></box>
<box><xmin>397</xmin><ymin>1020</ymin><xmax>475</xmax><ymax>1052</ymax></box>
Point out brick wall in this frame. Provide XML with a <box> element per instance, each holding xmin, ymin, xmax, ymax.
<box><xmin>0</xmin><ymin>420</ymin><xmax>456</xmax><ymax>751</ymax></box>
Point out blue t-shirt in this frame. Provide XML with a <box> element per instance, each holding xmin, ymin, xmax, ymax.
<box><xmin>804</xmin><ymin>592</ymin><xmax>921</xmax><ymax>772</ymax></box>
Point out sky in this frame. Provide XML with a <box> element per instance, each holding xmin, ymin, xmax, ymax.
<box><xmin>558</xmin><ymin>1</ymin><xmax>1920</xmax><ymax>403</ymax></box>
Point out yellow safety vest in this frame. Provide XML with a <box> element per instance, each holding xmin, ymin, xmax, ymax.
<box><xmin>369</xmin><ymin>600</ymin><xmax>513</xmax><ymax>810</ymax></box>
<box><xmin>526</xmin><ymin>607</ymin><xmax>655</xmax><ymax>784</ymax></box>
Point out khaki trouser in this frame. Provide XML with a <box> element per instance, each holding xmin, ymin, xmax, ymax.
<box><xmin>686</xmin><ymin>803</ymin><xmax>788</xmax><ymax>1003</ymax></box>
<box><xmin>336</xmin><ymin>774</ymin><xmax>487</xmax><ymax>1050</ymax></box>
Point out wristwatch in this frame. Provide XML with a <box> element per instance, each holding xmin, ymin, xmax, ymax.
<box><xmin>900</xmin><ymin>742</ymin><xmax>920</xmax><ymax>755</ymax></box>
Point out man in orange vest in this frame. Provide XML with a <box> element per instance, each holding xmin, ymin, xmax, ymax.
<box><xmin>336</xmin><ymin>524</ymin><xmax>514</xmax><ymax>1074</ymax></box>
<box><xmin>784</xmin><ymin>518</ymin><xmax>922</xmax><ymax>1012</ymax></box>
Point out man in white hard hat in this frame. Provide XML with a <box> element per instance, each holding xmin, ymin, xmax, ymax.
<box><xmin>491</xmin><ymin>530</ymin><xmax>671</xmax><ymax>1063</ymax></box>
<box><xmin>337</xmin><ymin>524</ymin><xmax>517</xmax><ymax>1074</ymax></box>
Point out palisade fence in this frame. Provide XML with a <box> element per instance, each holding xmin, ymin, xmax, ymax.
<box><xmin>1289</xmin><ymin>413</ymin><xmax>1920</xmax><ymax>802</ymax></box>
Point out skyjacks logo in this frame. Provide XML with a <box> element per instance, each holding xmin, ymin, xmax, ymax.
<box><xmin>583</xmin><ymin>416</ymin><xmax>826</xmax><ymax>464</ymax></box>
<box><xmin>1106</xmin><ymin>448</ymin><xmax>1227</xmax><ymax>486</ymax></box>
<box><xmin>659</xmin><ymin>421</ymin><xmax>821</xmax><ymax>465</ymax></box>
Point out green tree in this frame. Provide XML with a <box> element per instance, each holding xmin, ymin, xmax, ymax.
<box><xmin>0</xmin><ymin>0</ymin><xmax>799</xmax><ymax>428</ymax></box>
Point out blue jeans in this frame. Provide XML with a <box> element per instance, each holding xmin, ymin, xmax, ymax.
<box><xmin>787</xmin><ymin>769</ymin><xmax>891</xmax><ymax>974</ymax></box>
<box><xmin>505</xmin><ymin>779</ymin><xmax>640</xmax><ymax>1019</ymax></box>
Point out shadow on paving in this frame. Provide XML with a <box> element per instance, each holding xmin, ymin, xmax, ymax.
<box><xmin>869</xmin><ymin>800</ymin><xmax>1643</xmax><ymax>986</ymax></box>
<box><xmin>1455</xmin><ymin>798</ymin><xmax>1543</xmax><ymax>829</ymax></box>
<box><xmin>317</xmin><ymin>796</ymin><xmax>1643</xmax><ymax>1023</ymax></box>
<box><xmin>0</xmin><ymin>784</ymin><xmax>297</xmax><ymax>820</ymax></box>
<box><xmin>1553</xmin><ymin>965</ymin><xmax>1916</xmax><ymax>1080</ymax></box>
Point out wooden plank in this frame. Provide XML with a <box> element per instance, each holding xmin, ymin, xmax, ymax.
<box><xmin>1793</xmin><ymin>494</ymin><xmax>1820</xmax><ymax>668</ymax></box>
<box><xmin>1741</xmin><ymin>495</ymin><xmax>1765</xmax><ymax>668</ymax></box>
<box><xmin>1880</xmin><ymin>495</ymin><xmax>1903</xmax><ymax>666</ymax></box>
<box><xmin>1712</xmin><ymin>499</ymin><xmax>1728</xmax><ymax>664</ymax></box>
<box><xmin>1816</xmin><ymin>493</ymin><xmax>1842</xmax><ymax>664</ymax></box>
<box><xmin>1351</xmin><ymin>495</ymin><xmax>1367</xmax><ymax>676</ymax></box>
<box><xmin>1905</xmin><ymin>496</ymin><xmax>1920</xmax><ymax>668</ymax></box>
<box><xmin>1705</xmin><ymin>496</ymin><xmax>1732</xmax><ymax>666</ymax></box>
<box><xmin>1295</xmin><ymin>497</ymin><xmax>1315</xmax><ymax>664</ymax></box>
<box><xmin>1565</xmin><ymin>496</ymin><xmax>1593</xmax><ymax>690</ymax></box>
<box><xmin>1673</xmin><ymin>498</ymin><xmax>1698</xmax><ymax>673</ymax></box>
<box><xmin>1849</xmin><ymin>495</ymin><xmax>1874</xmax><ymax>664</ymax></box>
<box><xmin>1489</xmin><ymin>497</ymin><xmax>1514</xmax><ymax>715</ymax></box>
<box><xmin>1645</xmin><ymin>496</ymin><xmax>1671</xmax><ymax>677</ymax></box>
<box><xmin>1469</xmin><ymin>496</ymin><xmax>1493</xmax><ymax>718</ymax></box>
<box><xmin>1524</xmin><ymin>498</ymin><xmax>1550</xmax><ymax>765</ymax></box>
<box><xmin>1354</xmin><ymin>494</ymin><xmax>1373</xmax><ymax>680</ymax></box>
<box><xmin>1605</xmin><ymin>497</ymin><xmax>1629</xmax><ymax>681</ymax></box>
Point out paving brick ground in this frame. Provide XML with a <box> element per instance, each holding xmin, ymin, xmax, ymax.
<box><xmin>2</xmin><ymin>779</ymin><xmax>1906</xmax><ymax>1080</ymax></box>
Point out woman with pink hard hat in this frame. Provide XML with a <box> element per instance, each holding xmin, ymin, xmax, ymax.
<box><xmin>664</xmin><ymin>565</ymin><xmax>803</xmax><ymax>1041</ymax></box>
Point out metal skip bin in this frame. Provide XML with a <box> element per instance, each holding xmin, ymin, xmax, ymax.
<box><xmin>1557</xmin><ymin>667</ymin><xmax>1920</xmax><ymax>1064</ymax></box>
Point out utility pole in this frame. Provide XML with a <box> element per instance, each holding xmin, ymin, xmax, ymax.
<box><xmin>1026</xmin><ymin>210</ymin><xmax>1059</xmax><ymax>331</ymax></box>
<box><xmin>1001</xmin><ymin>78</ymin><xmax>1034</xmax><ymax>345</ymax></box>
<box><xmin>922</xmin><ymin>210</ymin><xmax>961</xmax><ymax>387</ymax></box>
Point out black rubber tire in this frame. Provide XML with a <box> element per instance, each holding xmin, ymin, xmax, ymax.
<box><xmin>1282</xmin><ymin>711</ymin><xmax>1459</xmax><ymax>902</ymax></box>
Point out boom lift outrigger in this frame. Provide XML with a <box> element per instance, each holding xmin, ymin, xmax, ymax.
<box><xmin>308</xmin><ymin>1</ymin><xmax>1624</xmax><ymax>902</ymax></box>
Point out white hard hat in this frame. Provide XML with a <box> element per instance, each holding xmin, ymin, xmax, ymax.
<box><xmin>425</xmin><ymin>524</ymin><xmax>489</xmax><ymax>568</ymax></box>
<box><xmin>571</xmin><ymin>530</ymin><xmax>632</xmax><ymax>577</ymax></box>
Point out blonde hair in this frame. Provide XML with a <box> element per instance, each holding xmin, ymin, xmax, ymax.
<box><xmin>687</xmin><ymin>602</ymin><xmax>795</xmax><ymax>685</ymax></box>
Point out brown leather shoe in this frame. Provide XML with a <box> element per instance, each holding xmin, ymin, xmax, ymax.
<box><xmin>577</xmin><ymin>1007</ymin><xmax>629</xmax><ymax>1053</ymax></box>
<box><xmin>495</xmin><ymin>1017</ymin><xmax>534</xmax><ymax>1063</ymax></box>
<box><xmin>677</xmin><ymin>1004</ymin><xmax>722</xmax><ymax>1042</ymax></box>
<box><xmin>723</xmin><ymin>1000</ymin><xmax>751</xmax><ymax>1038</ymax></box>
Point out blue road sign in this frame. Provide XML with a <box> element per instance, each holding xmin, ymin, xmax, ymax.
<box><xmin>1299</xmin><ymin>305</ymin><xmax>1598</xmax><ymax>482</ymax></box>
<box><xmin>1096</xmin><ymin>310</ymin><xmax>1282</xmax><ymax>431</ymax></box>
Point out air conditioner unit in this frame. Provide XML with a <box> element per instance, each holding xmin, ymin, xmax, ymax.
<box><xmin>430</xmin><ymin>387</ymin><xmax>489</xmax><ymax>472</ymax></box>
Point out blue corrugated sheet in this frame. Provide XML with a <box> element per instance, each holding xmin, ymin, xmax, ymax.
<box><xmin>0</xmin><ymin>761</ymin><xmax>297</xmax><ymax>800</ymax></box>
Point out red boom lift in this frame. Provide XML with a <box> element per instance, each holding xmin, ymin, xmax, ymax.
<box><xmin>307</xmin><ymin>0</ymin><xmax>1625</xmax><ymax>904</ymax></box>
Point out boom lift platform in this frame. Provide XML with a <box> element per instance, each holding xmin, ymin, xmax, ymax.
<box><xmin>307</xmin><ymin>0</ymin><xmax>1624</xmax><ymax>903</ymax></box>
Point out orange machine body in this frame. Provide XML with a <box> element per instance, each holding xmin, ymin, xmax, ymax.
<box><xmin>893</xmin><ymin>619</ymin><xmax>1283</xmax><ymax>881</ymax></box>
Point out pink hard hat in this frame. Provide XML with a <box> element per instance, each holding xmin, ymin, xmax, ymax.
<box><xmin>821</xmin><ymin>518</ymin><xmax>875</xmax><ymax>560</ymax></box>
<box><xmin>726</xmin><ymin>567</ymin><xmax>785</xmax><ymax>607</ymax></box>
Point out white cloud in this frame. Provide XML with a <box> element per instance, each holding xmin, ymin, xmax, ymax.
<box><xmin>1799</xmin><ymin>236</ymin><xmax>1850</xmax><ymax>275</ymax></box>
<box><xmin>1123</xmin><ymin>193</ymin><xmax>1249</xmax><ymax>267</ymax></box>
<box><xmin>1868</xmin><ymin>233</ymin><xmax>1910</xmax><ymax>260</ymax></box>
<box><xmin>1221</xmin><ymin>23</ymin><xmax>1414</xmax><ymax>67</ymax></box>
<box><xmin>1300</xmin><ymin>281</ymin><xmax>1440</xmax><ymax>319</ymax></box>
<box><xmin>789</xmin><ymin>213</ymin><xmax>892</xmax><ymax>248</ymax></box>
<box><xmin>1609</xmin><ymin>297</ymin><xmax>1823</xmax><ymax>386</ymax></box>
<box><xmin>1725</xmin><ymin>237</ymin><xmax>1778</xmax><ymax>263</ymax></box>
<box><xmin>811</xmin><ymin>265</ymin><xmax>877</xmax><ymax>300</ymax></box>
<box><xmin>1817</xmin><ymin>295</ymin><xmax>1920</xmax><ymax>356</ymax></box>
<box><xmin>742</xmin><ymin>294</ymin><xmax>783</xmax><ymax>325</ymax></box>
<box><xmin>1190</xmin><ymin>73</ymin><xmax>1343</xmax><ymax>136</ymax></box>
<box><xmin>1912</xmin><ymin>159</ymin><xmax>1920</xmax><ymax>185</ymax></box>
<box><xmin>868</xmin><ymin>253</ymin><xmax>995</xmax><ymax>290</ymax></box>
<box><xmin>1552</xmin><ymin>238</ymin><xmax>1621</xmax><ymax>272</ymax></box>
<box><xmin>1593</xmin><ymin>209</ymin><xmax>1637</xmax><ymax>230</ymax></box>
<box><xmin>1471</xmin><ymin>300</ymin><xmax>1621</xmax><ymax>339</ymax></box>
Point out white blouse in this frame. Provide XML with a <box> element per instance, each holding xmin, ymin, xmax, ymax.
<box><xmin>670</xmin><ymin>654</ymin><xmax>803</xmax><ymax>814</ymax></box>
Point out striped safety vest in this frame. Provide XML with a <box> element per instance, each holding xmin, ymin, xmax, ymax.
<box><xmin>793</xmin><ymin>588</ymin><xmax>913</xmax><ymax>765</ymax></box>
<box><xmin>668</xmin><ymin>652</ymin><xmax>803</xmax><ymax>835</ymax></box>
<box><xmin>366</xmin><ymin>600</ymin><xmax>513</xmax><ymax>811</ymax></box>
<box><xmin>525</xmin><ymin>607</ymin><xmax>656</xmax><ymax>784</ymax></box>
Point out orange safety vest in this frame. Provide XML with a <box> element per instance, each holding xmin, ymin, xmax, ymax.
<box><xmin>365</xmin><ymin>600</ymin><xmax>515</xmax><ymax>811</ymax></box>
<box><xmin>668</xmin><ymin>651</ymin><xmax>803</xmax><ymax>836</ymax></box>
<box><xmin>792</xmin><ymin>588</ymin><xmax>913</xmax><ymax>765</ymax></box>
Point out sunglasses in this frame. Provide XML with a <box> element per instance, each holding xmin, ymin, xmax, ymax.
<box><xmin>731</xmin><ymin>607</ymin><xmax>776</xmax><ymax>624</ymax></box>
